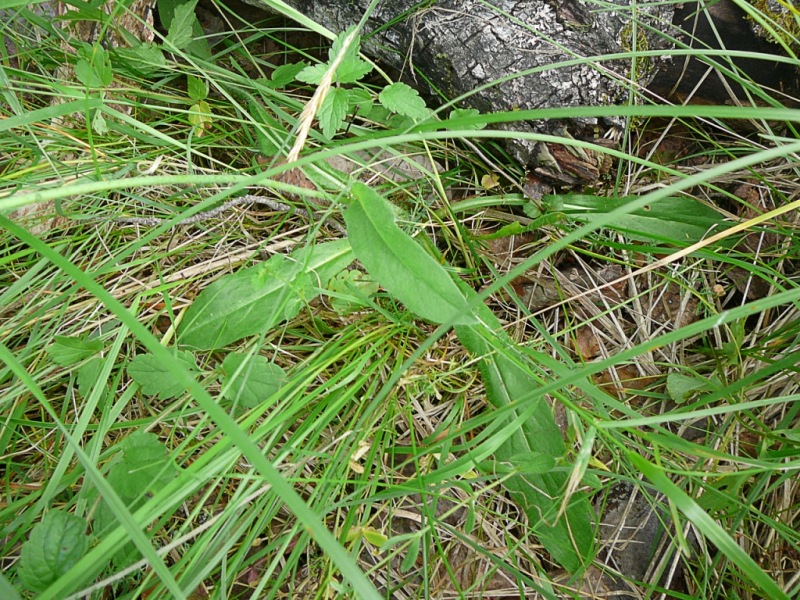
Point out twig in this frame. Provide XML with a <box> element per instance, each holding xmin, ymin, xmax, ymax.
<box><xmin>109</xmin><ymin>194</ymin><xmax>346</xmax><ymax>234</ymax></box>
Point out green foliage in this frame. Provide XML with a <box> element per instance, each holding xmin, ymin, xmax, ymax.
<box><xmin>545</xmin><ymin>194</ymin><xmax>731</xmax><ymax>245</ymax></box>
<box><xmin>47</xmin><ymin>335</ymin><xmax>103</xmax><ymax>367</ymax></box>
<box><xmin>342</xmin><ymin>182</ymin><xmax>592</xmax><ymax>570</ymax></box>
<box><xmin>327</xmin><ymin>268</ymin><xmax>379</xmax><ymax>315</ymax></box>
<box><xmin>127</xmin><ymin>350</ymin><xmax>198</xmax><ymax>398</ymax></box>
<box><xmin>179</xmin><ymin>240</ymin><xmax>354</xmax><ymax>350</ymax></box>
<box><xmin>106</xmin><ymin>431</ymin><xmax>179</xmax><ymax>497</ymax></box>
<box><xmin>284</xmin><ymin>27</ymin><xmax>438</xmax><ymax>138</ymax></box>
<box><xmin>221</xmin><ymin>353</ymin><xmax>287</xmax><ymax>408</ymax></box>
<box><xmin>378</xmin><ymin>82</ymin><xmax>430</xmax><ymax>120</ymax></box>
<box><xmin>344</xmin><ymin>182</ymin><xmax>476</xmax><ymax>325</ymax></box>
<box><xmin>18</xmin><ymin>510</ymin><xmax>89</xmax><ymax>593</ymax></box>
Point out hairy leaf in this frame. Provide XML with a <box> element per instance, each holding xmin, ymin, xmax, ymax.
<box><xmin>344</xmin><ymin>183</ymin><xmax>475</xmax><ymax>324</ymax></box>
<box><xmin>179</xmin><ymin>240</ymin><xmax>354</xmax><ymax>350</ymax></box>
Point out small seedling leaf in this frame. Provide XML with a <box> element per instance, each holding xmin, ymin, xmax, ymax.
<box><xmin>378</xmin><ymin>82</ymin><xmax>429</xmax><ymax>120</ymax></box>
<box><xmin>18</xmin><ymin>510</ymin><xmax>88</xmax><ymax>593</ymax></box>
<box><xmin>47</xmin><ymin>335</ymin><xmax>103</xmax><ymax>367</ymax></box>
<box><xmin>318</xmin><ymin>87</ymin><xmax>350</xmax><ymax>138</ymax></box>
<box><xmin>327</xmin><ymin>269</ymin><xmax>379</xmax><ymax>315</ymax></box>
<box><xmin>187</xmin><ymin>74</ymin><xmax>207</xmax><ymax>102</ymax></box>
<box><xmin>400</xmin><ymin>537</ymin><xmax>420</xmax><ymax>573</ymax></box>
<box><xmin>666</xmin><ymin>372</ymin><xmax>710</xmax><ymax>404</ymax></box>
<box><xmin>344</xmin><ymin>183</ymin><xmax>476</xmax><ymax>324</ymax></box>
<box><xmin>221</xmin><ymin>353</ymin><xmax>287</xmax><ymax>408</ymax></box>
<box><xmin>179</xmin><ymin>240</ymin><xmax>354</xmax><ymax>350</ymax></box>
<box><xmin>128</xmin><ymin>350</ymin><xmax>197</xmax><ymax>399</ymax></box>
<box><xmin>107</xmin><ymin>431</ymin><xmax>178</xmax><ymax>497</ymax></box>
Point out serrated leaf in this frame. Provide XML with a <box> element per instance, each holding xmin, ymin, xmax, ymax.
<box><xmin>269</xmin><ymin>61</ymin><xmax>308</xmax><ymax>88</ymax></box>
<box><xmin>296</xmin><ymin>63</ymin><xmax>328</xmax><ymax>85</ymax></box>
<box><xmin>329</xmin><ymin>26</ymin><xmax>361</xmax><ymax>61</ymax></box>
<box><xmin>318</xmin><ymin>87</ymin><xmax>350</xmax><ymax>138</ymax></box>
<box><xmin>166</xmin><ymin>0</ymin><xmax>198</xmax><ymax>50</ymax></box>
<box><xmin>107</xmin><ymin>431</ymin><xmax>178</xmax><ymax>497</ymax></box>
<box><xmin>335</xmin><ymin>56</ymin><xmax>372</xmax><ymax>84</ymax></box>
<box><xmin>128</xmin><ymin>350</ymin><xmax>197</xmax><ymax>399</ymax></box>
<box><xmin>187</xmin><ymin>74</ymin><xmax>207</xmax><ymax>101</ymax></box>
<box><xmin>344</xmin><ymin>182</ymin><xmax>475</xmax><ymax>325</ymax></box>
<box><xmin>18</xmin><ymin>510</ymin><xmax>88</xmax><ymax>593</ymax></box>
<box><xmin>378</xmin><ymin>82</ymin><xmax>429</xmax><ymax>120</ymax></box>
<box><xmin>455</xmin><ymin>288</ymin><xmax>593</xmax><ymax>572</ymax></box>
<box><xmin>179</xmin><ymin>240</ymin><xmax>354</xmax><ymax>350</ymax></box>
<box><xmin>347</xmin><ymin>88</ymin><xmax>373</xmax><ymax>115</ymax></box>
<box><xmin>113</xmin><ymin>44</ymin><xmax>167</xmax><ymax>77</ymax></box>
<box><xmin>47</xmin><ymin>335</ymin><xmax>103</xmax><ymax>367</ymax></box>
<box><xmin>221</xmin><ymin>353</ymin><xmax>287</xmax><ymax>408</ymax></box>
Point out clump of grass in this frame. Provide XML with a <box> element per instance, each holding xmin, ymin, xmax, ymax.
<box><xmin>2</xmin><ymin>1</ymin><xmax>800</xmax><ymax>598</ymax></box>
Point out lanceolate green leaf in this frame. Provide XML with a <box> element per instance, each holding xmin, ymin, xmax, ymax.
<box><xmin>179</xmin><ymin>240</ymin><xmax>354</xmax><ymax>350</ymax></box>
<box><xmin>344</xmin><ymin>183</ymin><xmax>476</xmax><ymax>325</ymax></box>
<box><xmin>455</xmin><ymin>287</ymin><xmax>593</xmax><ymax>572</ymax></box>
<box><xmin>547</xmin><ymin>194</ymin><xmax>731</xmax><ymax>245</ymax></box>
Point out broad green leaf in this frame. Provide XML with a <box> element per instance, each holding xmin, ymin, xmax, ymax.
<box><xmin>269</xmin><ymin>62</ymin><xmax>308</xmax><ymax>88</ymax></box>
<box><xmin>77</xmin><ymin>357</ymin><xmax>103</xmax><ymax>398</ymax></box>
<box><xmin>75</xmin><ymin>44</ymin><xmax>112</xmax><ymax>88</ymax></box>
<box><xmin>221</xmin><ymin>353</ymin><xmax>287</xmax><ymax>408</ymax></box>
<box><xmin>18</xmin><ymin>510</ymin><xmax>88</xmax><ymax>593</ymax></box>
<box><xmin>318</xmin><ymin>87</ymin><xmax>350</xmax><ymax>138</ymax></box>
<box><xmin>47</xmin><ymin>335</ymin><xmax>103</xmax><ymax>366</ymax></box>
<box><xmin>344</xmin><ymin>183</ymin><xmax>476</xmax><ymax>325</ymax></box>
<box><xmin>112</xmin><ymin>44</ymin><xmax>167</xmax><ymax>77</ymax></box>
<box><xmin>127</xmin><ymin>350</ymin><xmax>197</xmax><ymax>398</ymax></box>
<box><xmin>179</xmin><ymin>239</ymin><xmax>354</xmax><ymax>350</ymax></box>
<box><xmin>455</xmin><ymin>287</ymin><xmax>592</xmax><ymax>572</ymax></box>
<box><xmin>509</xmin><ymin>451</ymin><xmax>557</xmax><ymax>474</ymax></box>
<box><xmin>107</xmin><ymin>431</ymin><xmax>178</xmax><ymax>497</ymax></box>
<box><xmin>347</xmin><ymin>88</ymin><xmax>373</xmax><ymax>115</ymax></box>
<box><xmin>547</xmin><ymin>194</ymin><xmax>732</xmax><ymax>245</ymax></box>
<box><xmin>378</xmin><ymin>82</ymin><xmax>429</xmax><ymax>120</ymax></box>
<box><xmin>166</xmin><ymin>0</ymin><xmax>198</xmax><ymax>50</ymax></box>
<box><xmin>0</xmin><ymin>571</ymin><xmax>22</xmax><ymax>600</ymax></box>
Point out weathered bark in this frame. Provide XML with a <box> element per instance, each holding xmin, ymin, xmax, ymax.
<box><xmin>257</xmin><ymin>0</ymin><xmax>677</xmax><ymax>173</ymax></box>
<box><xmin>243</xmin><ymin>0</ymin><xmax>798</xmax><ymax>179</ymax></box>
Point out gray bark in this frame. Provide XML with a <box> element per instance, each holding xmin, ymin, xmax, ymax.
<box><xmin>255</xmin><ymin>1</ymin><xmax>676</xmax><ymax>170</ymax></box>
